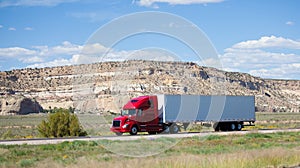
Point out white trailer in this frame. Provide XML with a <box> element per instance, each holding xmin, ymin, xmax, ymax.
<box><xmin>157</xmin><ymin>95</ymin><xmax>255</xmax><ymax>131</ymax></box>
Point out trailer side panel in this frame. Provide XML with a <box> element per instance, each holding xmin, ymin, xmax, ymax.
<box><xmin>161</xmin><ymin>95</ymin><xmax>255</xmax><ymax>123</ymax></box>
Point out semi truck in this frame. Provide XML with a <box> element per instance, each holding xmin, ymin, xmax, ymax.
<box><xmin>110</xmin><ymin>95</ymin><xmax>255</xmax><ymax>135</ymax></box>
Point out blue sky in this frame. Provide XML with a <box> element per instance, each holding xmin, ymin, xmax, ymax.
<box><xmin>0</xmin><ymin>0</ymin><xmax>300</xmax><ymax>79</ymax></box>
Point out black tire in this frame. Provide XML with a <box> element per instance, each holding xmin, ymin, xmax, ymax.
<box><xmin>236</xmin><ymin>123</ymin><xmax>242</xmax><ymax>131</ymax></box>
<box><xmin>170</xmin><ymin>124</ymin><xmax>180</xmax><ymax>134</ymax></box>
<box><xmin>115</xmin><ymin>132</ymin><xmax>123</xmax><ymax>136</ymax></box>
<box><xmin>230</xmin><ymin>123</ymin><xmax>236</xmax><ymax>131</ymax></box>
<box><xmin>163</xmin><ymin>125</ymin><xmax>170</xmax><ymax>134</ymax></box>
<box><xmin>130</xmin><ymin>125</ymin><xmax>138</xmax><ymax>135</ymax></box>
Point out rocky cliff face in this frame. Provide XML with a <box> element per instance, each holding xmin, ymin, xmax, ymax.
<box><xmin>0</xmin><ymin>94</ymin><xmax>43</xmax><ymax>115</ymax></box>
<box><xmin>0</xmin><ymin>60</ymin><xmax>299</xmax><ymax>115</ymax></box>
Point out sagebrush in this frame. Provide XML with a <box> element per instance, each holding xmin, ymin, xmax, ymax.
<box><xmin>38</xmin><ymin>108</ymin><xmax>87</xmax><ymax>137</ymax></box>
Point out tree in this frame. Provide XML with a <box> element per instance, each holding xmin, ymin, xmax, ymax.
<box><xmin>38</xmin><ymin>108</ymin><xmax>87</xmax><ymax>137</ymax></box>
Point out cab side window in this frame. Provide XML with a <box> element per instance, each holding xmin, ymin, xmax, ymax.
<box><xmin>138</xmin><ymin>109</ymin><xmax>143</xmax><ymax>116</ymax></box>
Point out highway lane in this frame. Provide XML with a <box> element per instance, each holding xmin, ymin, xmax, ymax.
<box><xmin>0</xmin><ymin>128</ymin><xmax>299</xmax><ymax>146</ymax></box>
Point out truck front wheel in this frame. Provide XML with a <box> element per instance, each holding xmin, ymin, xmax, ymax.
<box><xmin>130</xmin><ymin>125</ymin><xmax>138</xmax><ymax>135</ymax></box>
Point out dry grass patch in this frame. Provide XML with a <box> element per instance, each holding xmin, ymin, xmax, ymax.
<box><xmin>37</xmin><ymin>148</ymin><xmax>300</xmax><ymax>168</ymax></box>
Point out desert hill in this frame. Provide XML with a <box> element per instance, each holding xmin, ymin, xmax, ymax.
<box><xmin>0</xmin><ymin>60</ymin><xmax>299</xmax><ymax>115</ymax></box>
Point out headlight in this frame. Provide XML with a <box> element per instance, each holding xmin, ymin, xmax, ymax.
<box><xmin>122</xmin><ymin>124</ymin><xmax>129</xmax><ymax>129</ymax></box>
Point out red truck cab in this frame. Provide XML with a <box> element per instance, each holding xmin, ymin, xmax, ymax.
<box><xmin>110</xmin><ymin>95</ymin><xmax>164</xmax><ymax>135</ymax></box>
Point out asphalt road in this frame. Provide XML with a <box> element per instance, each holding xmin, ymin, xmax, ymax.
<box><xmin>0</xmin><ymin>128</ymin><xmax>299</xmax><ymax>146</ymax></box>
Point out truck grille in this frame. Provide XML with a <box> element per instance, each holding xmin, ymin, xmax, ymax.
<box><xmin>112</xmin><ymin>120</ymin><xmax>121</xmax><ymax>127</ymax></box>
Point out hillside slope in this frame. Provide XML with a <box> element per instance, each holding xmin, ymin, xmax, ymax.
<box><xmin>0</xmin><ymin>60</ymin><xmax>299</xmax><ymax>115</ymax></box>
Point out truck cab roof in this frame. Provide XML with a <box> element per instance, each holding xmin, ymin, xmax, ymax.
<box><xmin>123</xmin><ymin>95</ymin><xmax>151</xmax><ymax>109</ymax></box>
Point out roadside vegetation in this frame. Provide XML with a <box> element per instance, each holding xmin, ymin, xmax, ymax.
<box><xmin>1</xmin><ymin>112</ymin><xmax>300</xmax><ymax>139</ymax></box>
<box><xmin>0</xmin><ymin>131</ymin><xmax>299</xmax><ymax>168</ymax></box>
<box><xmin>37</xmin><ymin>108</ymin><xmax>87</xmax><ymax>137</ymax></box>
<box><xmin>0</xmin><ymin>112</ymin><xmax>300</xmax><ymax>167</ymax></box>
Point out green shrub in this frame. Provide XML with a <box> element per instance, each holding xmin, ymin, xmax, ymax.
<box><xmin>19</xmin><ymin>159</ymin><xmax>35</xmax><ymax>167</ymax></box>
<box><xmin>38</xmin><ymin>109</ymin><xmax>87</xmax><ymax>137</ymax></box>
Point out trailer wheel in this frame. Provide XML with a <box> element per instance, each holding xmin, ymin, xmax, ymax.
<box><xmin>236</xmin><ymin>123</ymin><xmax>242</xmax><ymax>131</ymax></box>
<box><xmin>230</xmin><ymin>123</ymin><xmax>236</xmax><ymax>131</ymax></box>
<box><xmin>170</xmin><ymin>124</ymin><xmax>179</xmax><ymax>134</ymax></box>
<box><xmin>130</xmin><ymin>125</ymin><xmax>138</xmax><ymax>135</ymax></box>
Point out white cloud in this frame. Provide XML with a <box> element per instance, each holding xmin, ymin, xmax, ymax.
<box><xmin>28</xmin><ymin>45</ymin><xmax>180</xmax><ymax>69</ymax></box>
<box><xmin>0</xmin><ymin>41</ymin><xmax>177</xmax><ymax>70</ymax></box>
<box><xmin>0</xmin><ymin>41</ymin><xmax>82</xmax><ymax>64</ymax></box>
<box><xmin>249</xmin><ymin>63</ymin><xmax>300</xmax><ymax>79</ymax></box>
<box><xmin>286</xmin><ymin>21</ymin><xmax>295</xmax><ymax>26</ymax></box>
<box><xmin>8</xmin><ymin>27</ymin><xmax>16</xmax><ymax>31</ymax></box>
<box><xmin>24</xmin><ymin>27</ymin><xmax>34</xmax><ymax>31</ymax></box>
<box><xmin>221</xmin><ymin>35</ymin><xmax>300</xmax><ymax>79</ymax></box>
<box><xmin>232</xmin><ymin>35</ymin><xmax>300</xmax><ymax>49</ymax></box>
<box><xmin>0</xmin><ymin>0</ymin><xmax>79</xmax><ymax>7</ymax></box>
<box><xmin>2</xmin><ymin>36</ymin><xmax>299</xmax><ymax>79</ymax></box>
<box><xmin>19</xmin><ymin>56</ymin><xmax>43</xmax><ymax>63</ymax></box>
<box><xmin>25</xmin><ymin>42</ymin><xmax>119</xmax><ymax>68</ymax></box>
<box><xmin>0</xmin><ymin>25</ymin><xmax>3</xmax><ymax>28</ymax></box>
<box><xmin>222</xmin><ymin>48</ymin><xmax>299</xmax><ymax>69</ymax></box>
<box><xmin>51</xmin><ymin>41</ymin><xmax>82</xmax><ymax>55</ymax></box>
<box><xmin>26</xmin><ymin>57</ymin><xmax>75</xmax><ymax>69</ymax></box>
<box><xmin>137</xmin><ymin>0</ymin><xmax>223</xmax><ymax>7</ymax></box>
<box><xmin>0</xmin><ymin>47</ymin><xmax>37</xmax><ymax>57</ymax></box>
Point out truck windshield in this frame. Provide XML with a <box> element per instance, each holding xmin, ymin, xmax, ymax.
<box><xmin>122</xmin><ymin>109</ymin><xmax>136</xmax><ymax>116</ymax></box>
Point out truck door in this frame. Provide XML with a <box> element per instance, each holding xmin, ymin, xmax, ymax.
<box><xmin>137</xmin><ymin>108</ymin><xmax>155</xmax><ymax>124</ymax></box>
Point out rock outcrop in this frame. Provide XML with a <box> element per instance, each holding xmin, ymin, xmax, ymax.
<box><xmin>0</xmin><ymin>60</ymin><xmax>299</xmax><ymax>115</ymax></box>
<box><xmin>0</xmin><ymin>95</ymin><xmax>43</xmax><ymax>115</ymax></box>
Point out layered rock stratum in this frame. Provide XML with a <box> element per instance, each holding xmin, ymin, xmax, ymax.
<box><xmin>0</xmin><ymin>60</ymin><xmax>299</xmax><ymax>115</ymax></box>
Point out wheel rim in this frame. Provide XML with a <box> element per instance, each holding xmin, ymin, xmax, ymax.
<box><xmin>172</xmin><ymin>125</ymin><xmax>179</xmax><ymax>133</ymax></box>
<box><xmin>237</xmin><ymin>123</ymin><xmax>242</xmax><ymax>130</ymax></box>
<box><xmin>231</xmin><ymin>123</ymin><xmax>235</xmax><ymax>131</ymax></box>
<box><xmin>131</xmin><ymin>127</ymin><xmax>137</xmax><ymax>134</ymax></box>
